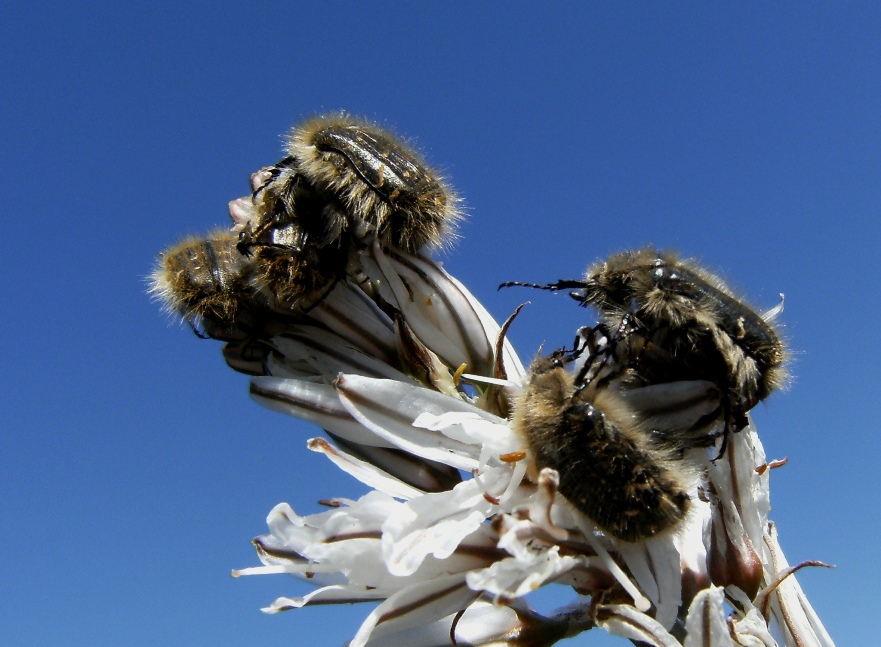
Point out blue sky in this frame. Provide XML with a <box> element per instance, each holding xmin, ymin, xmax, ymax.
<box><xmin>3</xmin><ymin>4</ymin><xmax>878</xmax><ymax>645</ymax></box>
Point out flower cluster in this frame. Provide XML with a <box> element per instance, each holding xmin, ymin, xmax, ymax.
<box><xmin>153</xmin><ymin>116</ymin><xmax>833</xmax><ymax>646</ymax></box>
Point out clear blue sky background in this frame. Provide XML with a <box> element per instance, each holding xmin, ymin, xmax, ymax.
<box><xmin>2</xmin><ymin>4</ymin><xmax>877</xmax><ymax>645</ymax></box>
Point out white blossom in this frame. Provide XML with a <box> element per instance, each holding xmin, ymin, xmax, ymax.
<box><xmin>165</xmin><ymin>186</ymin><xmax>834</xmax><ymax>646</ymax></box>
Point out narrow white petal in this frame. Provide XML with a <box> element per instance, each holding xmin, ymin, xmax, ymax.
<box><xmin>616</xmin><ymin>544</ymin><xmax>660</xmax><ymax>614</ymax></box>
<box><xmin>616</xmin><ymin>380</ymin><xmax>722</xmax><ymax>435</ymax></box>
<box><xmin>356</xmin><ymin>599</ymin><xmax>580</xmax><ymax>647</ymax></box>
<box><xmin>444</xmin><ymin>269</ymin><xmax>526</xmax><ymax>380</ymax></box>
<box><xmin>307</xmin><ymin>280</ymin><xmax>398</xmax><ymax>363</ymax></box>
<box><xmin>412</xmin><ymin>410</ymin><xmax>520</xmax><ymax>457</ymax></box>
<box><xmin>618</xmin><ymin>536</ymin><xmax>686</xmax><ymax>632</ymax></box>
<box><xmin>644</xmin><ymin>534</ymin><xmax>684</xmax><ymax>630</ymax></box>
<box><xmin>307</xmin><ymin>438</ymin><xmax>424</xmax><ymax>500</ymax></box>
<box><xmin>350</xmin><ymin>573</ymin><xmax>477</xmax><ymax>647</ymax></box>
<box><xmin>231</xmin><ymin>565</ymin><xmax>290</xmax><ymax>577</ymax></box>
<box><xmin>460</xmin><ymin>372</ymin><xmax>518</xmax><ymax>387</ymax></box>
<box><xmin>571</xmin><ymin>512</ymin><xmax>651</xmax><ymax>613</ymax></box>
<box><xmin>763</xmin><ymin>525</ymin><xmax>835</xmax><ymax>647</ymax></box>
<box><xmin>328</xmin><ymin>434</ymin><xmax>463</xmax><ymax>494</ymax></box>
<box><xmin>363</xmin><ymin>245</ymin><xmax>495</xmax><ymax>374</ymax></box>
<box><xmin>709</xmin><ymin>419</ymin><xmax>769</xmax><ymax>554</ymax></box>
<box><xmin>594</xmin><ymin>603</ymin><xmax>682</xmax><ymax>647</ymax></box>
<box><xmin>268</xmin><ymin>326</ymin><xmax>415</xmax><ymax>382</ymax></box>
<box><xmin>261</xmin><ymin>585</ymin><xmax>386</xmax><ymax>614</ymax></box>
<box><xmin>728</xmin><ymin>594</ymin><xmax>778</xmax><ymax>647</ymax></box>
<box><xmin>336</xmin><ymin>375</ymin><xmax>485</xmax><ymax>471</ymax></box>
<box><xmin>356</xmin><ymin>603</ymin><xmax>521</xmax><ymax>647</ymax></box>
<box><xmin>683</xmin><ymin>587</ymin><xmax>734</xmax><ymax>647</ymax></box>
<box><xmin>381</xmin><ymin>478</ymin><xmax>497</xmax><ymax>576</ymax></box>
<box><xmin>466</xmin><ymin>548</ymin><xmax>583</xmax><ymax>599</ymax></box>
<box><xmin>250</xmin><ymin>377</ymin><xmax>396</xmax><ymax>448</ymax></box>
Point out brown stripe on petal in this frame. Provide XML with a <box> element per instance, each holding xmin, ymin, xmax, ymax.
<box><xmin>223</xmin><ymin>340</ymin><xmax>271</xmax><ymax>376</ymax></box>
<box><xmin>373</xmin><ymin>580</ymin><xmax>475</xmax><ymax>628</ymax></box>
<box><xmin>328</xmin><ymin>433</ymin><xmax>463</xmax><ymax>492</ymax></box>
<box><xmin>594</xmin><ymin>604</ymin><xmax>680</xmax><ymax>646</ymax></box>
<box><xmin>334</xmin><ymin>377</ymin><xmax>421</xmax><ymax>427</ymax></box>
<box><xmin>448</xmin><ymin>541</ymin><xmax>507</xmax><ymax>564</ymax></box>
<box><xmin>322</xmin><ymin>531</ymin><xmax>383</xmax><ymax>543</ymax></box>
<box><xmin>250</xmin><ymin>380</ymin><xmax>352</xmax><ymax>422</ymax></box>
<box><xmin>334</xmin><ymin>375</ymin><xmax>485</xmax><ymax>473</ymax></box>
<box><xmin>702</xmin><ymin>597</ymin><xmax>713</xmax><ymax>645</ymax></box>
<box><xmin>307</xmin><ymin>291</ymin><xmax>398</xmax><ymax>364</ymax></box>
<box><xmin>253</xmin><ymin>537</ymin><xmax>307</xmax><ymax>562</ymax></box>
<box><xmin>761</xmin><ymin>523</ymin><xmax>835</xmax><ymax>644</ymax></box>
<box><xmin>387</xmin><ymin>250</ymin><xmax>493</xmax><ymax>374</ymax></box>
<box><xmin>276</xmin><ymin>328</ymin><xmax>408</xmax><ymax>380</ymax></box>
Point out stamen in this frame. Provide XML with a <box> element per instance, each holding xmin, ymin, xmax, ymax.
<box><xmin>460</xmin><ymin>373</ymin><xmax>518</xmax><ymax>388</ymax></box>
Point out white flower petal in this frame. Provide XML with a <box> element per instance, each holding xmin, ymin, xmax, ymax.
<box><xmin>683</xmin><ymin>586</ymin><xmax>734</xmax><ymax>647</ymax></box>
<box><xmin>356</xmin><ymin>601</ymin><xmax>523</xmax><ymax>647</ymax></box>
<box><xmin>362</xmin><ymin>244</ymin><xmax>495</xmax><ymax>375</ymax></box>
<box><xmin>727</xmin><ymin>588</ymin><xmax>778</xmax><ymax>647</ymax></box>
<box><xmin>413</xmin><ymin>411</ymin><xmax>521</xmax><ymax>457</ymax></box>
<box><xmin>727</xmin><ymin>420</ymin><xmax>770</xmax><ymax>550</ymax></box>
<box><xmin>677</xmin><ymin>499</ymin><xmax>712</xmax><ymax>593</ymax></box>
<box><xmin>446</xmin><ymin>270</ymin><xmax>526</xmax><ymax>381</ymax></box>
<box><xmin>594</xmin><ymin>603</ymin><xmax>682</xmax><ymax>647</ymax></box>
<box><xmin>307</xmin><ymin>437</ymin><xmax>425</xmax><ymax>500</ymax></box>
<box><xmin>335</xmin><ymin>375</ymin><xmax>486</xmax><ymax>471</ymax></box>
<box><xmin>306</xmin><ymin>280</ymin><xmax>399</xmax><ymax>364</ymax></box>
<box><xmin>466</xmin><ymin>547</ymin><xmax>584</xmax><ymax>600</ymax></box>
<box><xmin>381</xmin><ymin>478</ymin><xmax>497</xmax><ymax>576</ymax></box>
<box><xmin>616</xmin><ymin>380</ymin><xmax>722</xmax><ymax>436</ymax></box>
<box><xmin>262</xmin><ymin>585</ymin><xmax>386</xmax><ymax>614</ymax></box>
<box><xmin>350</xmin><ymin>573</ymin><xmax>477</xmax><ymax>647</ymax></box>
<box><xmin>328</xmin><ymin>434</ymin><xmax>462</xmax><ymax>494</ymax></box>
<box><xmin>250</xmin><ymin>377</ymin><xmax>394</xmax><ymax>448</ymax></box>
<box><xmin>619</xmin><ymin>536</ymin><xmax>683</xmax><ymax>631</ymax></box>
<box><xmin>569</xmin><ymin>511</ymin><xmax>652</xmax><ymax>613</ymax></box>
<box><xmin>763</xmin><ymin>524</ymin><xmax>835</xmax><ymax>647</ymax></box>
<box><xmin>268</xmin><ymin>326</ymin><xmax>414</xmax><ymax>382</ymax></box>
